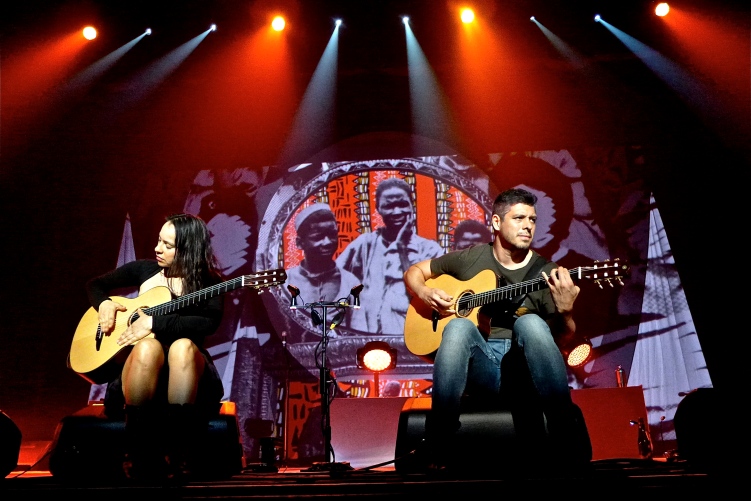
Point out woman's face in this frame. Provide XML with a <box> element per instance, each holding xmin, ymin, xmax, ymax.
<box><xmin>155</xmin><ymin>221</ymin><xmax>177</xmax><ymax>268</ymax></box>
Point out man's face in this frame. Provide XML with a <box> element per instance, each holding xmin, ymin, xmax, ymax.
<box><xmin>377</xmin><ymin>187</ymin><xmax>413</xmax><ymax>229</ymax></box>
<box><xmin>494</xmin><ymin>203</ymin><xmax>537</xmax><ymax>252</ymax></box>
<box><xmin>297</xmin><ymin>220</ymin><xmax>339</xmax><ymax>262</ymax></box>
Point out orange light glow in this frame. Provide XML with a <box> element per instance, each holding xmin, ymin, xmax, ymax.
<box><xmin>460</xmin><ymin>8</ymin><xmax>475</xmax><ymax>24</ymax></box>
<box><xmin>82</xmin><ymin>26</ymin><xmax>97</xmax><ymax>40</ymax></box>
<box><xmin>271</xmin><ymin>16</ymin><xmax>285</xmax><ymax>31</ymax></box>
<box><xmin>655</xmin><ymin>3</ymin><xmax>670</xmax><ymax>17</ymax></box>
<box><xmin>660</xmin><ymin>5</ymin><xmax>749</xmax><ymax>137</ymax></box>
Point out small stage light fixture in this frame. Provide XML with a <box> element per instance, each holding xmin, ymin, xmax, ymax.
<box><xmin>356</xmin><ymin>341</ymin><xmax>397</xmax><ymax>397</ymax></box>
<box><xmin>560</xmin><ymin>337</ymin><xmax>593</xmax><ymax>369</ymax></box>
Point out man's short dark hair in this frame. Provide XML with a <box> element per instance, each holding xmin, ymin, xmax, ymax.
<box><xmin>493</xmin><ymin>188</ymin><xmax>537</xmax><ymax>220</ymax></box>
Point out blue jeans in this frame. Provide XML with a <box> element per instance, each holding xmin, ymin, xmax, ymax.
<box><xmin>428</xmin><ymin>315</ymin><xmax>573</xmax><ymax>440</ymax></box>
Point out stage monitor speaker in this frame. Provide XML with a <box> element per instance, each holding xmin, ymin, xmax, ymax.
<box><xmin>48</xmin><ymin>404</ymin><xmax>244</xmax><ymax>482</ymax></box>
<box><xmin>674</xmin><ymin>387</ymin><xmax>721</xmax><ymax>471</ymax></box>
<box><xmin>394</xmin><ymin>407</ymin><xmax>522</xmax><ymax>474</ymax></box>
<box><xmin>1</xmin><ymin>410</ymin><xmax>22</xmax><ymax>478</ymax></box>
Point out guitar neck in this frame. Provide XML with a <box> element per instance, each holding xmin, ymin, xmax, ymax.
<box><xmin>143</xmin><ymin>273</ymin><xmax>275</xmax><ymax>317</ymax></box>
<box><xmin>459</xmin><ymin>266</ymin><xmax>586</xmax><ymax>311</ymax></box>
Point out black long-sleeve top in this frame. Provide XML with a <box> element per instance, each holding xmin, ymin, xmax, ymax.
<box><xmin>86</xmin><ymin>259</ymin><xmax>224</xmax><ymax>347</ymax></box>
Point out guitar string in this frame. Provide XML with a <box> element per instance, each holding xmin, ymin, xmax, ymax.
<box><xmin>145</xmin><ymin>270</ymin><xmax>284</xmax><ymax>316</ymax></box>
<box><xmin>457</xmin><ymin>266</ymin><xmax>607</xmax><ymax>310</ymax></box>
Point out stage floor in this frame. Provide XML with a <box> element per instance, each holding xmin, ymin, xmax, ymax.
<box><xmin>4</xmin><ymin>456</ymin><xmax>726</xmax><ymax>500</ymax></box>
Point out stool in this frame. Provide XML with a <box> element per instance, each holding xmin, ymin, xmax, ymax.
<box><xmin>48</xmin><ymin>401</ymin><xmax>244</xmax><ymax>481</ymax></box>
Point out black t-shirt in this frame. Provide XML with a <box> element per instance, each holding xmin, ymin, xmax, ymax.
<box><xmin>429</xmin><ymin>243</ymin><xmax>558</xmax><ymax>339</ymax></box>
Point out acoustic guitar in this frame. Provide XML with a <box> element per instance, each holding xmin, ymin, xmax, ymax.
<box><xmin>68</xmin><ymin>268</ymin><xmax>287</xmax><ymax>384</ymax></box>
<box><xmin>404</xmin><ymin>260</ymin><xmax>629</xmax><ymax>361</ymax></box>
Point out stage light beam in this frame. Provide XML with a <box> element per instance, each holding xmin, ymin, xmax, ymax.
<box><xmin>460</xmin><ymin>8</ymin><xmax>475</xmax><ymax>24</ymax></box>
<box><xmin>655</xmin><ymin>3</ymin><xmax>670</xmax><ymax>17</ymax></box>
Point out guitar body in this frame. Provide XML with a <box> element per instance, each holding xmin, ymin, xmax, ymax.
<box><xmin>67</xmin><ymin>268</ymin><xmax>287</xmax><ymax>385</ymax></box>
<box><xmin>68</xmin><ymin>286</ymin><xmax>172</xmax><ymax>384</ymax></box>
<box><xmin>404</xmin><ymin>269</ymin><xmax>498</xmax><ymax>361</ymax></box>
<box><xmin>403</xmin><ymin>259</ymin><xmax>629</xmax><ymax>362</ymax></box>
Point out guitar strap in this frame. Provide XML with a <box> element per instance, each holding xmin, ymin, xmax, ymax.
<box><xmin>522</xmin><ymin>254</ymin><xmax>550</xmax><ymax>282</ymax></box>
<box><xmin>513</xmin><ymin>254</ymin><xmax>550</xmax><ymax>317</ymax></box>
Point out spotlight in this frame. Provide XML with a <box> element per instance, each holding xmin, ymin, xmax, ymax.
<box><xmin>402</xmin><ymin>16</ymin><xmax>409</xmax><ymax>25</ymax></box>
<box><xmin>210</xmin><ymin>24</ymin><xmax>217</xmax><ymax>32</ymax></box>
<box><xmin>594</xmin><ymin>14</ymin><xmax>601</xmax><ymax>22</ymax></box>
<box><xmin>460</xmin><ymin>8</ymin><xmax>475</xmax><ymax>24</ymax></box>
<box><xmin>655</xmin><ymin>3</ymin><xmax>670</xmax><ymax>17</ymax></box>
<box><xmin>559</xmin><ymin>336</ymin><xmax>593</xmax><ymax>368</ymax></box>
<box><xmin>335</xmin><ymin>19</ymin><xmax>342</xmax><ymax>27</ymax></box>
<box><xmin>145</xmin><ymin>28</ymin><xmax>152</xmax><ymax>35</ymax></box>
<box><xmin>272</xmin><ymin>16</ymin><xmax>285</xmax><ymax>31</ymax></box>
<box><xmin>356</xmin><ymin>341</ymin><xmax>397</xmax><ymax>397</ymax></box>
<box><xmin>82</xmin><ymin>26</ymin><xmax>97</xmax><ymax>40</ymax></box>
<box><xmin>530</xmin><ymin>16</ymin><xmax>536</xmax><ymax>22</ymax></box>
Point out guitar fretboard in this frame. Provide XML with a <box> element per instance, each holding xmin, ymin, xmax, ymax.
<box><xmin>142</xmin><ymin>271</ymin><xmax>284</xmax><ymax>317</ymax></box>
<box><xmin>456</xmin><ymin>266</ymin><xmax>590</xmax><ymax>310</ymax></box>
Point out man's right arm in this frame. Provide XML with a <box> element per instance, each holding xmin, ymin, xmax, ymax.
<box><xmin>404</xmin><ymin>260</ymin><xmax>455</xmax><ymax>315</ymax></box>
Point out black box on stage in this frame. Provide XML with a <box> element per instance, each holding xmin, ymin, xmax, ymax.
<box><xmin>48</xmin><ymin>402</ymin><xmax>244</xmax><ymax>481</ymax></box>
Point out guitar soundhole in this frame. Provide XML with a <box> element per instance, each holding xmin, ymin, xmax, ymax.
<box><xmin>456</xmin><ymin>291</ymin><xmax>472</xmax><ymax>318</ymax></box>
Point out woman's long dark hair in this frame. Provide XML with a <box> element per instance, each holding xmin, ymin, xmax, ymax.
<box><xmin>163</xmin><ymin>213</ymin><xmax>221</xmax><ymax>294</ymax></box>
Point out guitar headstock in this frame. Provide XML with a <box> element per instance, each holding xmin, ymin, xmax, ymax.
<box><xmin>243</xmin><ymin>269</ymin><xmax>287</xmax><ymax>293</ymax></box>
<box><xmin>578</xmin><ymin>259</ymin><xmax>630</xmax><ymax>289</ymax></box>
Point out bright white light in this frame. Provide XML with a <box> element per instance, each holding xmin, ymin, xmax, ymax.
<box><xmin>335</xmin><ymin>19</ymin><xmax>342</xmax><ymax>27</ymax></box>
<box><xmin>460</xmin><ymin>8</ymin><xmax>475</xmax><ymax>24</ymax></box>
<box><xmin>82</xmin><ymin>26</ymin><xmax>97</xmax><ymax>40</ymax></box>
<box><xmin>402</xmin><ymin>16</ymin><xmax>409</xmax><ymax>25</ymax></box>
<box><xmin>271</xmin><ymin>16</ymin><xmax>285</xmax><ymax>31</ymax></box>
<box><xmin>655</xmin><ymin>3</ymin><xmax>670</xmax><ymax>17</ymax></box>
<box><xmin>145</xmin><ymin>28</ymin><xmax>152</xmax><ymax>35</ymax></box>
<box><xmin>594</xmin><ymin>14</ymin><xmax>601</xmax><ymax>22</ymax></box>
<box><xmin>210</xmin><ymin>24</ymin><xmax>217</xmax><ymax>31</ymax></box>
<box><xmin>530</xmin><ymin>16</ymin><xmax>536</xmax><ymax>22</ymax></box>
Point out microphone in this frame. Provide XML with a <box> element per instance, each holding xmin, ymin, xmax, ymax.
<box><xmin>329</xmin><ymin>311</ymin><xmax>345</xmax><ymax>330</ymax></box>
<box><xmin>288</xmin><ymin>285</ymin><xmax>300</xmax><ymax>309</ymax></box>
<box><xmin>350</xmin><ymin>284</ymin><xmax>364</xmax><ymax>309</ymax></box>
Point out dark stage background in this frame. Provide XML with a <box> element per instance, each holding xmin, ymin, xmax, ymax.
<box><xmin>1</xmin><ymin>0</ymin><xmax>748</xmax><ymax>466</ymax></box>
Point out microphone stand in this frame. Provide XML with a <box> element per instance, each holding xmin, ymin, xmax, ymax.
<box><xmin>289</xmin><ymin>285</ymin><xmax>361</xmax><ymax>472</ymax></box>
